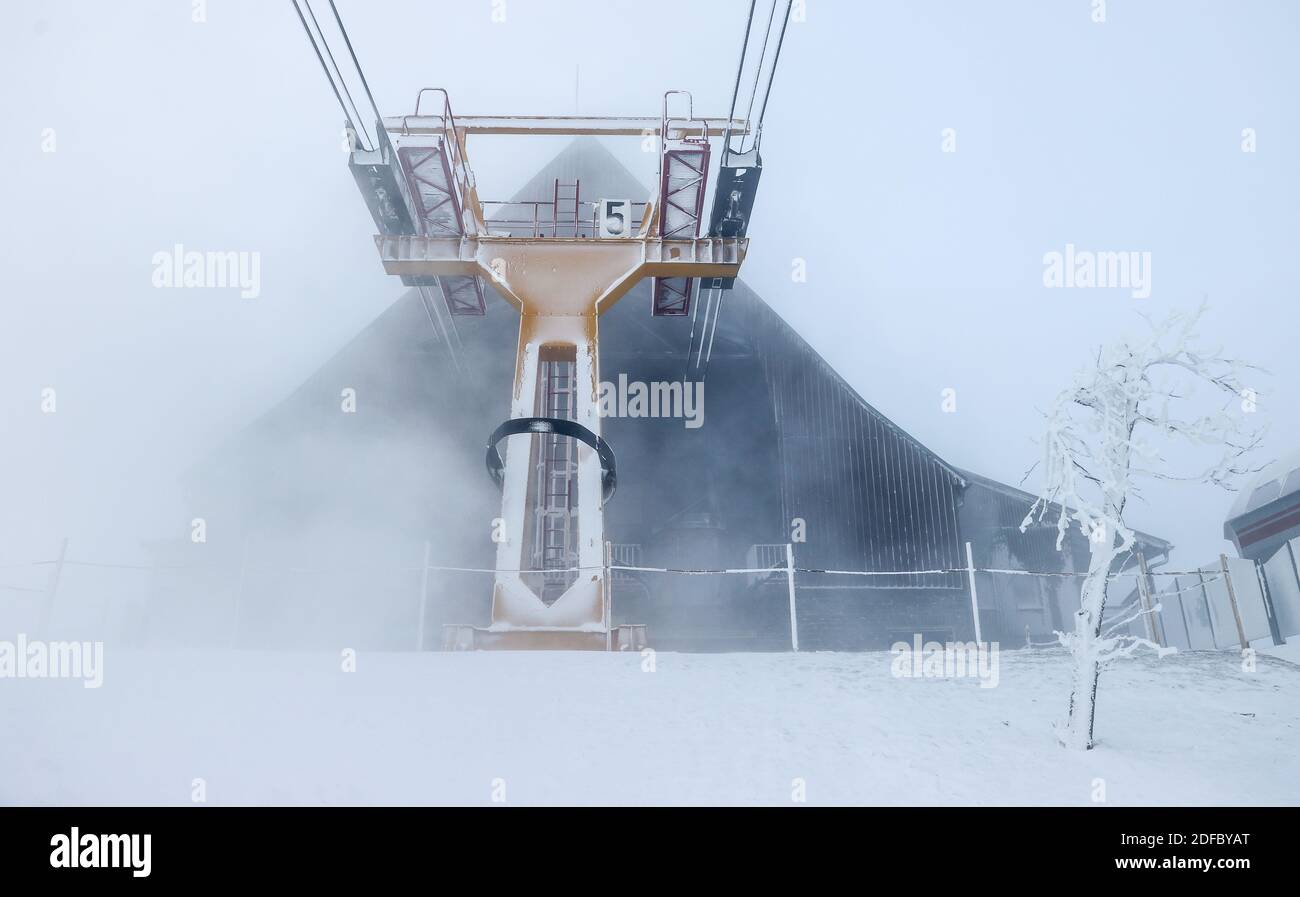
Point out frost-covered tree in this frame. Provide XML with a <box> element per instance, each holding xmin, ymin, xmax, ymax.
<box><xmin>1021</xmin><ymin>305</ymin><xmax>1263</xmax><ymax>750</ymax></box>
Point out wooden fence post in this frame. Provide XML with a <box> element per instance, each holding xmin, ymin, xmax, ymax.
<box><xmin>1196</xmin><ymin>569</ymin><xmax>1217</xmax><ymax>646</ymax></box>
<box><xmin>1220</xmin><ymin>554</ymin><xmax>1250</xmax><ymax>652</ymax></box>
<box><xmin>1136</xmin><ymin>552</ymin><xmax>1161</xmax><ymax>646</ymax></box>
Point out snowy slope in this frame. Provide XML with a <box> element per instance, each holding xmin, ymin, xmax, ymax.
<box><xmin>2</xmin><ymin>648</ymin><xmax>1296</xmax><ymax>806</ymax></box>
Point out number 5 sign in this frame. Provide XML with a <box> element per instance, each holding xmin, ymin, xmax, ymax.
<box><xmin>597</xmin><ymin>199</ymin><xmax>632</xmax><ymax>238</ymax></box>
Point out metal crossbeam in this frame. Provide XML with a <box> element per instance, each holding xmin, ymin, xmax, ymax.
<box><xmin>386</xmin><ymin>114</ymin><xmax>749</xmax><ymax>138</ymax></box>
<box><xmin>375</xmin><ymin>235</ymin><xmax>747</xmax><ymax>281</ymax></box>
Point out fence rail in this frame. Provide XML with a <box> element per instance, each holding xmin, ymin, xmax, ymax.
<box><xmin>4</xmin><ymin>536</ymin><xmax>1298</xmax><ymax>653</ymax></box>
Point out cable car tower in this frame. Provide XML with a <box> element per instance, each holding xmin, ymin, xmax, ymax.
<box><xmin>294</xmin><ymin>0</ymin><xmax>793</xmax><ymax>650</ymax></box>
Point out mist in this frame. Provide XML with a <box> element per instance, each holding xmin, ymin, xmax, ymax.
<box><xmin>1</xmin><ymin>1</ymin><xmax>1299</xmax><ymax>820</ymax></box>
<box><xmin>3</xmin><ymin>1</ymin><xmax>1296</xmax><ymax>589</ymax></box>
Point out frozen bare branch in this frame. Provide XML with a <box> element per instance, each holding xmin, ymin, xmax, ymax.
<box><xmin>1020</xmin><ymin>304</ymin><xmax>1263</xmax><ymax>750</ymax></box>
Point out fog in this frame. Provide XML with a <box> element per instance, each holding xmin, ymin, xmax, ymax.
<box><xmin>2</xmin><ymin>0</ymin><xmax>1298</xmax><ymax>636</ymax></box>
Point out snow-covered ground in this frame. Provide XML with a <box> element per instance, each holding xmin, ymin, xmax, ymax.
<box><xmin>2</xmin><ymin>647</ymin><xmax>1297</xmax><ymax>806</ymax></box>
<box><xmin>1262</xmin><ymin>639</ymin><xmax>1300</xmax><ymax>665</ymax></box>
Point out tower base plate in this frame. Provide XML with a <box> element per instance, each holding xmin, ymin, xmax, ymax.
<box><xmin>441</xmin><ymin>624</ymin><xmax>648</xmax><ymax>652</ymax></box>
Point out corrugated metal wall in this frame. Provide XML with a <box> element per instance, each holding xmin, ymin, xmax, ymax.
<box><xmin>752</xmin><ymin>298</ymin><xmax>965</xmax><ymax>592</ymax></box>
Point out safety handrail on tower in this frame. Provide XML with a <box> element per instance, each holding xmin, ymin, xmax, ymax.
<box><xmin>402</xmin><ymin>88</ymin><xmax>486</xmax><ymax>237</ymax></box>
<box><xmin>389</xmin><ymin>88</ymin><xmax>488</xmax><ymax>315</ymax></box>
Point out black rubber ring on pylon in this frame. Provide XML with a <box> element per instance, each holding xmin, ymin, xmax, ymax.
<box><xmin>486</xmin><ymin>417</ymin><xmax>617</xmax><ymax>504</ymax></box>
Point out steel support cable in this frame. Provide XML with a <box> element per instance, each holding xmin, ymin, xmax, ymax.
<box><xmin>292</xmin><ymin>0</ymin><xmax>361</xmax><ymax>144</ymax></box>
<box><xmin>722</xmin><ymin>0</ymin><xmax>793</xmax><ymax>159</ymax></box>
<box><xmin>304</xmin><ymin>0</ymin><xmax>374</xmax><ymax>149</ymax></box>
<box><xmin>291</xmin><ymin>0</ymin><xmax>377</xmax><ymax>152</ymax></box>
<box><xmin>684</xmin><ymin>278</ymin><xmax>704</xmax><ymax>378</ymax></box>
<box><xmin>417</xmin><ymin>285</ymin><xmax>463</xmax><ymax>375</ymax></box>
<box><xmin>694</xmin><ymin>287</ymin><xmax>716</xmax><ymax>370</ymax></box>
<box><xmin>701</xmin><ymin>288</ymin><xmax>726</xmax><ymax>379</ymax></box>
<box><xmin>326</xmin><ymin>0</ymin><xmax>384</xmax><ymax>133</ymax></box>
<box><xmin>754</xmin><ymin>1</ymin><xmax>794</xmax><ymax>137</ymax></box>
<box><xmin>741</xmin><ymin>0</ymin><xmax>779</xmax><ymax>144</ymax></box>
<box><xmin>696</xmin><ymin>2</ymin><xmax>794</xmax><ymax>377</ymax></box>
<box><xmin>722</xmin><ymin>0</ymin><xmax>758</xmax><ymax>158</ymax></box>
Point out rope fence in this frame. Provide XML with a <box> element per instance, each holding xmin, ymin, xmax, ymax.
<box><xmin>1</xmin><ymin>538</ymin><xmax>1285</xmax><ymax>655</ymax></box>
<box><xmin>0</xmin><ymin>557</ymin><xmax>1237</xmax><ymax>579</ymax></box>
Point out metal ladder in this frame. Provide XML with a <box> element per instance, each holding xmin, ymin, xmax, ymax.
<box><xmin>535</xmin><ymin>359</ymin><xmax>578</xmax><ymax>602</ymax></box>
<box><xmin>551</xmin><ymin>179</ymin><xmax>581</xmax><ymax>238</ymax></box>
